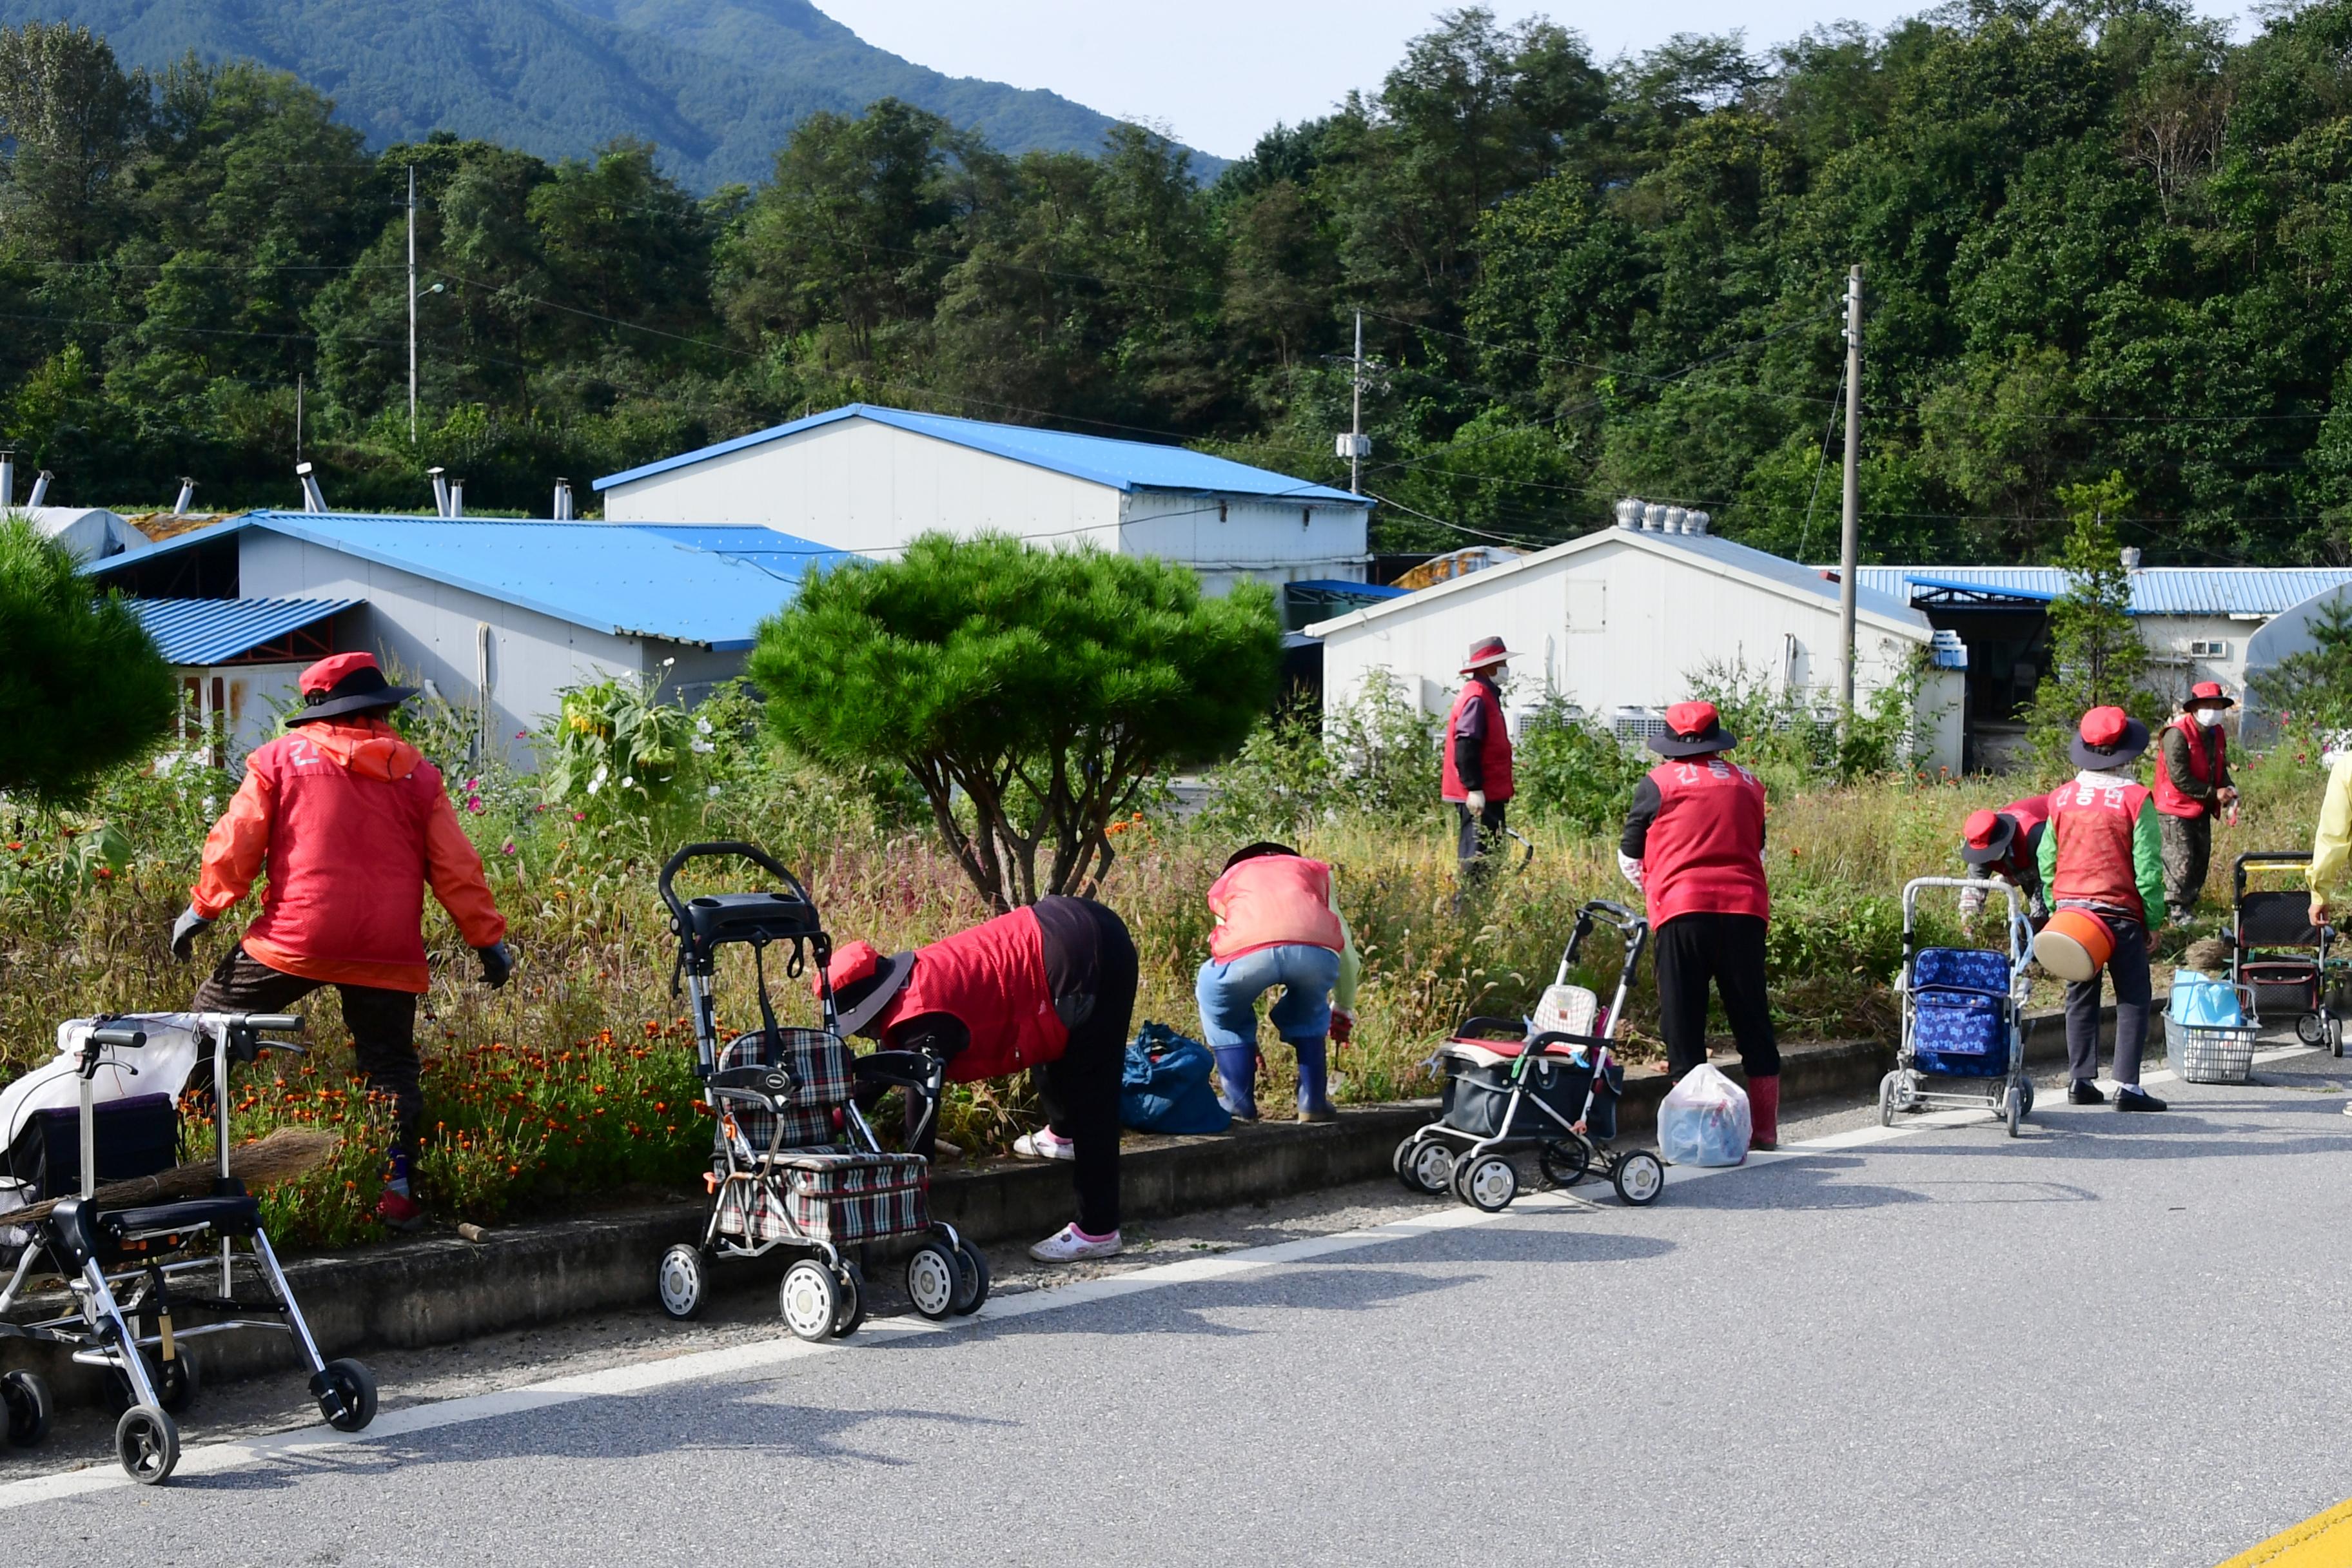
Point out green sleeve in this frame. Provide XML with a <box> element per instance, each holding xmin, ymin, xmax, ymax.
<box><xmin>1333</xmin><ymin>912</ymin><xmax>1361</xmax><ymax>1014</ymax></box>
<box><xmin>2135</xmin><ymin>798</ymin><xmax>2165</xmax><ymax>917</ymax></box>
<box><xmin>2038</xmin><ymin>805</ymin><xmax>2059</xmax><ymax>891</ymax></box>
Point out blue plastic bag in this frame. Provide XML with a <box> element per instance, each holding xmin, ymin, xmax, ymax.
<box><xmin>1121</xmin><ymin>1023</ymin><xmax>1232</xmax><ymax>1135</ymax></box>
<box><xmin>2170</xmin><ymin>972</ymin><xmax>2244</xmax><ymax>1028</ymax></box>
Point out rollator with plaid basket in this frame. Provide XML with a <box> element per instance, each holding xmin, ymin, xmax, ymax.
<box><xmin>651</xmin><ymin>843</ymin><xmax>988</xmax><ymax>1340</ymax></box>
<box><xmin>1392</xmin><ymin>899</ymin><xmax>1667</xmax><ymax>1211</ymax></box>
<box><xmin>1879</xmin><ymin>877</ymin><xmax>2035</xmax><ymax>1136</ymax></box>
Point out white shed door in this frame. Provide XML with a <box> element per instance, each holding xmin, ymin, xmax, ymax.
<box><xmin>1566</xmin><ymin>578</ymin><xmax>1605</xmax><ymax>634</ymax></box>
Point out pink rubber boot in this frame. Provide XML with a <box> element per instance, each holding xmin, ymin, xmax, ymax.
<box><xmin>1748</xmin><ymin>1074</ymin><xmax>1781</xmax><ymax>1152</ymax></box>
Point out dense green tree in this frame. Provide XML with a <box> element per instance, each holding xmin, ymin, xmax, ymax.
<box><xmin>0</xmin><ymin>518</ymin><xmax>175</xmax><ymax>801</ymax></box>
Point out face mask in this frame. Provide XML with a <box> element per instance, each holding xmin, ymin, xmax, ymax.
<box><xmin>2195</xmin><ymin>707</ymin><xmax>2225</xmax><ymax>729</ymax></box>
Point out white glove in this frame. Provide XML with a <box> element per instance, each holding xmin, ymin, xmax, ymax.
<box><xmin>1465</xmin><ymin>790</ymin><xmax>1486</xmax><ymax>813</ymax></box>
<box><xmin>1617</xmin><ymin>851</ymin><xmax>1645</xmax><ymax>890</ymax></box>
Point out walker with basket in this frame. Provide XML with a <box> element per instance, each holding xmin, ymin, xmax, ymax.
<box><xmin>1392</xmin><ymin>899</ymin><xmax>1666</xmax><ymax>1212</ymax></box>
<box><xmin>651</xmin><ymin>841</ymin><xmax>988</xmax><ymax>1339</ymax></box>
<box><xmin>2231</xmin><ymin>852</ymin><xmax>2344</xmax><ymax>1056</ymax></box>
<box><xmin>0</xmin><ymin>1012</ymin><xmax>376</xmax><ymax>1485</ymax></box>
<box><xmin>1879</xmin><ymin>876</ymin><xmax>2037</xmax><ymax>1136</ymax></box>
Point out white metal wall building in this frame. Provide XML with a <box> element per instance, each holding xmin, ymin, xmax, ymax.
<box><xmin>593</xmin><ymin>403</ymin><xmax>1372</xmax><ymax>596</ymax></box>
<box><xmin>85</xmin><ymin>512</ymin><xmax>858</xmax><ymax>767</ymax></box>
<box><xmin>1310</xmin><ymin>519</ymin><xmax>1966</xmax><ymax>772</ymax></box>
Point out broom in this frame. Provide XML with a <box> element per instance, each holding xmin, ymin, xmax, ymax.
<box><xmin>0</xmin><ymin>1127</ymin><xmax>342</xmax><ymax>1228</ymax></box>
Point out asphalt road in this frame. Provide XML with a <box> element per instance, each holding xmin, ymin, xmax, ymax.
<box><xmin>3</xmin><ymin>1043</ymin><xmax>2349</xmax><ymax>1568</ymax></box>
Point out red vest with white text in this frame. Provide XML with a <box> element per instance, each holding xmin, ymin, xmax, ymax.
<box><xmin>1439</xmin><ymin>679</ymin><xmax>1514</xmax><ymax>803</ymax></box>
<box><xmin>2048</xmin><ymin>777</ymin><xmax>2150</xmax><ymax>921</ymax></box>
<box><xmin>2153</xmin><ymin>714</ymin><xmax>2227</xmax><ymax>820</ymax></box>
<box><xmin>1642</xmin><ymin>758</ymin><xmax>1770</xmax><ymax>926</ymax></box>
<box><xmin>885</xmin><ymin>907</ymin><xmax>1071</xmax><ymax>1083</ymax></box>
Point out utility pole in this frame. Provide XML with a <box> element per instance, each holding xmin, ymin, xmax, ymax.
<box><xmin>1838</xmin><ymin>264</ymin><xmax>1863</xmax><ymax>732</ymax></box>
<box><xmin>407</xmin><ymin>164</ymin><xmax>418</xmax><ymax>444</ymax></box>
<box><xmin>1349</xmin><ymin>311</ymin><xmax>1364</xmax><ymax>495</ymax></box>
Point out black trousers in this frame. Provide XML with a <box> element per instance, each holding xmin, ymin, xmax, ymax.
<box><xmin>2063</xmin><ymin>914</ymin><xmax>2151</xmax><ymax>1086</ymax></box>
<box><xmin>191</xmin><ymin>945</ymin><xmax>422</xmax><ymax>1158</ymax></box>
<box><xmin>1654</xmin><ymin>912</ymin><xmax>1780</xmax><ymax>1081</ymax></box>
<box><xmin>1033</xmin><ymin>898</ymin><xmax>1137</xmax><ymax>1237</ymax></box>
<box><xmin>1455</xmin><ymin>799</ymin><xmax>1507</xmax><ymax>883</ymax></box>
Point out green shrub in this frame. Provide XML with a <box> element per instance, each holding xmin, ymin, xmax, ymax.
<box><xmin>1513</xmin><ymin>691</ymin><xmax>1648</xmax><ymax>831</ymax></box>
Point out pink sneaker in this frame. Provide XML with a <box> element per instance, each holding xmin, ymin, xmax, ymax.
<box><xmin>1012</xmin><ymin>1128</ymin><xmax>1075</xmax><ymax>1162</ymax></box>
<box><xmin>1027</xmin><ymin>1224</ymin><xmax>1122</xmax><ymax>1263</ymax></box>
<box><xmin>374</xmin><ymin>1189</ymin><xmax>426</xmax><ymax>1232</ymax></box>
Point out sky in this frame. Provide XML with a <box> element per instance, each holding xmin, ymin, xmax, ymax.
<box><xmin>813</xmin><ymin>0</ymin><xmax>2259</xmax><ymax>161</ymax></box>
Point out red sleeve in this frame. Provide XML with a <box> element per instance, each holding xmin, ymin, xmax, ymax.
<box><xmin>420</xmin><ymin>777</ymin><xmax>507</xmax><ymax>948</ymax></box>
<box><xmin>191</xmin><ymin>760</ymin><xmax>275</xmax><ymax>918</ymax></box>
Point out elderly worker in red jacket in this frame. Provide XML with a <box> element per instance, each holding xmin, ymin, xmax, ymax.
<box><xmin>1618</xmin><ymin>701</ymin><xmax>1781</xmax><ymax>1149</ymax></box>
<box><xmin>824</xmin><ymin>895</ymin><xmax>1136</xmax><ymax>1264</ymax></box>
<box><xmin>1958</xmin><ymin>794</ymin><xmax>2053</xmax><ymax>930</ymax></box>
<box><xmin>170</xmin><ymin>652</ymin><xmax>513</xmax><ymax>1231</ymax></box>
<box><xmin>1442</xmin><ymin>636</ymin><xmax>1517</xmax><ymax>887</ymax></box>
<box><xmin>2155</xmin><ymin>681</ymin><xmax>2239</xmax><ymax>925</ymax></box>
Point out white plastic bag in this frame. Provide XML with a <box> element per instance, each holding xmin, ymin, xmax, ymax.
<box><xmin>1656</xmin><ymin>1063</ymin><xmax>1751</xmax><ymax>1167</ymax></box>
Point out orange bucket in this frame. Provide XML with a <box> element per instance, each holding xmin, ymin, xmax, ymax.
<box><xmin>2034</xmin><ymin>908</ymin><xmax>2117</xmax><ymax>982</ymax></box>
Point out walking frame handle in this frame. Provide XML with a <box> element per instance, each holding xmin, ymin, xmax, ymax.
<box><xmin>658</xmin><ymin>841</ymin><xmax>808</xmax><ymax>921</ymax></box>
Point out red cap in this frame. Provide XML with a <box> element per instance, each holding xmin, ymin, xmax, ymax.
<box><xmin>2079</xmin><ymin>706</ymin><xmax>2131</xmax><ymax>749</ymax></box>
<box><xmin>1665</xmin><ymin>701</ymin><xmax>1720</xmax><ymax>738</ymax></box>
<box><xmin>815</xmin><ymin>939</ymin><xmax>882</xmax><ymax>1001</ymax></box>
<box><xmin>299</xmin><ymin>651</ymin><xmax>382</xmax><ymax>696</ymax></box>
<box><xmin>1963</xmin><ymin>808</ymin><xmax>2002</xmax><ymax>850</ymax></box>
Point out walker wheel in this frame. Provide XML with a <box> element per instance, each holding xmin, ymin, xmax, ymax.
<box><xmin>779</xmin><ymin>1259</ymin><xmax>839</xmax><ymax>1342</ymax></box>
<box><xmin>905</xmin><ymin>1242</ymin><xmax>959</xmax><ymax>1321</ymax></box>
<box><xmin>1392</xmin><ymin>1135</ymin><xmax>1424</xmax><ymax>1192</ymax></box>
<box><xmin>2298</xmin><ymin>1012</ymin><xmax>2326</xmax><ymax>1046</ymax></box>
<box><xmin>2</xmin><ymin>1369</ymin><xmax>50</xmax><ymax>1447</ymax></box>
<box><xmin>1454</xmin><ymin>1153</ymin><xmax>1518</xmax><ymax>1213</ymax></box>
<box><xmin>1878</xmin><ymin>1072</ymin><xmax>1900</xmax><ymax>1128</ymax></box>
<box><xmin>114</xmin><ymin>1405</ymin><xmax>178</xmax><ymax>1485</ymax></box>
<box><xmin>155</xmin><ymin>1349</ymin><xmax>200</xmax><ymax>1416</ymax></box>
<box><xmin>2006</xmin><ymin>1082</ymin><xmax>2024</xmax><ymax>1139</ymax></box>
<box><xmin>315</xmin><ymin>1358</ymin><xmax>376</xmax><ymax>1433</ymax></box>
<box><xmin>952</xmin><ymin>1242</ymin><xmax>991</xmax><ymax>1315</ymax></box>
<box><xmin>1538</xmin><ymin>1140</ymin><xmax>1591</xmax><ymax>1189</ymax></box>
<box><xmin>1404</xmin><ymin>1141</ymin><xmax>1455</xmax><ymax>1195</ymax></box>
<box><xmin>2331</xmin><ymin>1016</ymin><xmax>2345</xmax><ymax>1059</ymax></box>
<box><xmin>830</xmin><ymin>1263</ymin><xmax>865</xmax><ymax>1338</ymax></box>
<box><xmin>1612</xmin><ymin>1150</ymin><xmax>1665</xmax><ymax>1207</ymax></box>
<box><xmin>656</xmin><ymin>1243</ymin><xmax>707</xmax><ymax>1321</ymax></box>
<box><xmin>2019</xmin><ymin>1079</ymin><xmax>2035</xmax><ymax>1116</ymax></box>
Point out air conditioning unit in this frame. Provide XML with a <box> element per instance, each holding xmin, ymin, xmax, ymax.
<box><xmin>1611</xmin><ymin>706</ymin><xmax>1667</xmax><ymax>744</ymax></box>
<box><xmin>2188</xmin><ymin>640</ymin><xmax>2230</xmax><ymax>658</ymax></box>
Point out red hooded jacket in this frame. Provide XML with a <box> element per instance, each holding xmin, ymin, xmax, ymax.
<box><xmin>191</xmin><ymin>719</ymin><xmax>507</xmax><ymax>994</ymax></box>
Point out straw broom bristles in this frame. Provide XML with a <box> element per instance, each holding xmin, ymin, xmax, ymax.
<box><xmin>0</xmin><ymin>1127</ymin><xmax>342</xmax><ymax>1228</ymax></box>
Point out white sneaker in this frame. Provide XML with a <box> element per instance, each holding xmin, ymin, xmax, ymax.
<box><xmin>1028</xmin><ymin>1224</ymin><xmax>1122</xmax><ymax>1263</ymax></box>
<box><xmin>1013</xmin><ymin>1128</ymin><xmax>1076</xmax><ymax>1162</ymax></box>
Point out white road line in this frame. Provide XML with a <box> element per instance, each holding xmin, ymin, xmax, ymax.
<box><xmin>0</xmin><ymin>1040</ymin><xmax>2328</xmax><ymax>1511</ymax></box>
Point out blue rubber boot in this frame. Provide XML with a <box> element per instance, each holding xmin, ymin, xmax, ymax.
<box><xmin>1292</xmin><ymin>1036</ymin><xmax>1337</xmax><ymax>1123</ymax></box>
<box><xmin>1213</xmin><ymin>1044</ymin><xmax>1260</xmax><ymax>1121</ymax></box>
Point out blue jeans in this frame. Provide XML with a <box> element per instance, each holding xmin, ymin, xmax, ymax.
<box><xmin>1195</xmin><ymin>945</ymin><xmax>1342</xmax><ymax>1050</ymax></box>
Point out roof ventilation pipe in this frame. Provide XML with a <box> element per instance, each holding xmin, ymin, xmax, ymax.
<box><xmin>427</xmin><ymin>466</ymin><xmax>449</xmax><ymax>518</ymax></box>
<box><xmin>1642</xmin><ymin>503</ymin><xmax>1667</xmax><ymax>531</ymax></box>
<box><xmin>173</xmin><ymin>478</ymin><xmax>196</xmax><ymax>516</ymax></box>
<box><xmin>447</xmin><ymin>478</ymin><xmax>464</xmax><ymax>519</ymax></box>
<box><xmin>1687</xmin><ymin>509</ymin><xmax>1710</xmax><ymax>537</ymax></box>
<box><xmin>1</xmin><ymin>453</ymin><xmax>15</xmax><ymax>509</ymax></box>
<box><xmin>2121</xmin><ymin>547</ymin><xmax>2142</xmax><ymax>570</ymax></box>
<box><xmin>295</xmin><ymin>460</ymin><xmax>328</xmax><ymax>514</ymax></box>
<box><xmin>1614</xmin><ymin>496</ymin><xmax>1643</xmax><ymax>530</ymax></box>
<box><xmin>553</xmin><ymin>478</ymin><xmax>574</xmax><ymax>520</ymax></box>
<box><xmin>26</xmin><ymin>469</ymin><xmax>50</xmax><ymax>508</ymax></box>
<box><xmin>1662</xmin><ymin>505</ymin><xmax>1688</xmax><ymax>535</ymax></box>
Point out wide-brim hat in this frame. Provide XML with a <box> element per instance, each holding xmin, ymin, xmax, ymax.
<box><xmin>2071</xmin><ymin>705</ymin><xmax>2150</xmax><ymax>769</ymax></box>
<box><xmin>288</xmin><ymin>651</ymin><xmax>418</xmax><ymax>725</ymax></box>
<box><xmin>1961</xmin><ymin>808</ymin><xmax>2015</xmax><ymax>866</ymax></box>
<box><xmin>2181</xmin><ymin>681</ymin><xmax>2235</xmax><ymax>712</ymax></box>
<box><xmin>1222</xmin><ymin>841</ymin><xmax>1300</xmax><ymax>871</ymax></box>
<box><xmin>1647</xmin><ymin>700</ymin><xmax>1740</xmax><ymax>758</ymax></box>
<box><xmin>820</xmin><ymin>940</ymin><xmax>916</xmax><ymax>1037</ymax></box>
<box><xmin>1459</xmin><ymin>636</ymin><xmax>1517</xmax><ymax>674</ymax></box>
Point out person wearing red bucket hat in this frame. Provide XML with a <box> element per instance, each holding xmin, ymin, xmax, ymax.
<box><xmin>2036</xmin><ymin>705</ymin><xmax>2168</xmax><ymax>1112</ymax></box>
<box><xmin>1956</xmin><ymin>796</ymin><xmax>2052</xmax><ymax>929</ymax></box>
<box><xmin>819</xmin><ymin>895</ymin><xmax>1136</xmax><ymax>1264</ymax></box>
<box><xmin>2154</xmin><ymin>681</ymin><xmax>2239</xmax><ymax>925</ymax></box>
<box><xmin>170</xmin><ymin>652</ymin><xmax>513</xmax><ymax>1230</ymax></box>
<box><xmin>1618</xmin><ymin>700</ymin><xmax>1781</xmax><ymax>1148</ymax></box>
<box><xmin>1441</xmin><ymin>636</ymin><xmax>1518</xmax><ymax>888</ymax></box>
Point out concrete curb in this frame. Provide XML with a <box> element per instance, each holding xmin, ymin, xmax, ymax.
<box><xmin>0</xmin><ymin>990</ymin><xmax>2157</xmax><ymax>1407</ymax></box>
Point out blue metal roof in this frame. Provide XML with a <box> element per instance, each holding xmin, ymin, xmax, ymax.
<box><xmin>1843</xmin><ymin>565</ymin><xmax>2352</xmax><ymax>617</ymax></box>
<box><xmin>85</xmin><ymin>513</ymin><xmax>863</xmax><ymax>651</ymax></box>
<box><xmin>127</xmin><ymin>596</ymin><xmax>360</xmax><ymax>665</ymax></box>
<box><xmin>593</xmin><ymin>402</ymin><xmax>1367</xmax><ymax>504</ymax></box>
<box><xmin>1286</xmin><ymin>578</ymin><xmax>1408</xmax><ymax>598</ymax></box>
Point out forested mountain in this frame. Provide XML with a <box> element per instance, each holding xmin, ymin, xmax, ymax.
<box><xmin>6</xmin><ymin>5</ymin><xmax>2352</xmax><ymax>565</ymax></box>
<box><xmin>0</xmin><ymin>0</ymin><xmax>1133</xmax><ymax>187</ymax></box>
